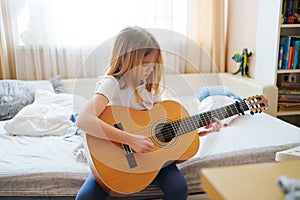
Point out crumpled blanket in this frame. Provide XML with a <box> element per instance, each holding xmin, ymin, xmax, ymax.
<box><xmin>64</xmin><ymin>114</ymin><xmax>87</xmax><ymax>163</ymax></box>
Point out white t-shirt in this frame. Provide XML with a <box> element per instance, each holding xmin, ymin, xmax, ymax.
<box><xmin>95</xmin><ymin>76</ymin><xmax>161</xmax><ymax>110</ymax></box>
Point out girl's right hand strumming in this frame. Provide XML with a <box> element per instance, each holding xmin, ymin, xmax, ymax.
<box><xmin>128</xmin><ymin>134</ymin><xmax>154</xmax><ymax>153</ymax></box>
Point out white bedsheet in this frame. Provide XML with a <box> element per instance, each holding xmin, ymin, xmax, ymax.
<box><xmin>0</xmin><ymin>121</ymin><xmax>90</xmax><ymax>196</ymax></box>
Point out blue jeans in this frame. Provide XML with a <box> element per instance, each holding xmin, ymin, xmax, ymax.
<box><xmin>76</xmin><ymin>163</ymin><xmax>188</xmax><ymax>200</ymax></box>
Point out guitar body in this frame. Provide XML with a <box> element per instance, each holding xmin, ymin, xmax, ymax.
<box><xmin>85</xmin><ymin>100</ymin><xmax>199</xmax><ymax>196</ymax></box>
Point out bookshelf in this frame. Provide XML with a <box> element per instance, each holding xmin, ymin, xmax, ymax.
<box><xmin>255</xmin><ymin>0</ymin><xmax>300</xmax><ymax>118</ymax></box>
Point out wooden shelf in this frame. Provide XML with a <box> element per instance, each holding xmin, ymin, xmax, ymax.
<box><xmin>277</xmin><ymin>69</ymin><xmax>300</xmax><ymax>73</ymax></box>
<box><xmin>256</xmin><ymin>0</ymin><xmax>300</xmax><ymax>118</ymax></box>
<box><xmin>277</xmin><ymin>110</ymin><xmax>300</xmax><ymax>116</ymax></box>
<box><xmin>281</xmin><ymin>24</ymin><xmax>300</xmax><ymax>28</ymax></box>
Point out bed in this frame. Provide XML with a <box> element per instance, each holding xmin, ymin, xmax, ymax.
<box><xmin>0</xmin><ymin>73</ymin><xmax>299</xmax><ymax>200</ymax></box>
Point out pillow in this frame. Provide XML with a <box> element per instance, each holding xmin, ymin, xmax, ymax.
<box><xmin>197</xmin><ymin>95</ymin><xmax>239</xmax><ymax>126</ymax></box>
<box><xmin>0</xmin><ymin>75</ymin><xmax>65</xmax><ymax>121</ymax></box>
<box><xmin>0</xmin><ymin>80</ymin><xmax>54</xmax><ymax>121</ymax></box>
<box><xmin>49</xmin><ymin>74</ymin><xmax>64</xmax><ymax>93</ymax></box>
<box><xmin>4</xmin><ymin>89</ymin><xmax>76</xmax><ymax>136</ymax></box>
<box><xmin>162</xmin><ymin>90</ymin><xmax>201</xmax><ymax>115</ymax></box>
<box><xmin>196</xmin><ymin>85</ymin><xmax>242</xmax><ymax>102</ymax></box>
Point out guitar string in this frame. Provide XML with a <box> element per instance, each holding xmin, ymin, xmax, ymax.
<box><xmin>154</xmin><ymin>103</ymin><xmax>240</xmax><ymax>140</ymax></box>
<box><xmin>154</xmin><ymin>102</ymin><xmax>244</xmax><ymax>140</ymax></box>
<box><xmin>173</xmin><ymin>103</ymin><xmax>241</xmax><ymax>136</ymax></box>
<box><xmin>151</xmin><ymin>99</ymin><xmax>261</xmax><ymax>141</ymax></box>
<box><xmin>120</xmin><ymin>101</ymin><xmax>252</xmax><ymax>142</ymax></box>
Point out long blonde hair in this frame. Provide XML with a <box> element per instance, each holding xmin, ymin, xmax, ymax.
<box><xmin>107</xmin><ymin>26</ymin><xmax>164</xmax><ymax>102</ymax></box>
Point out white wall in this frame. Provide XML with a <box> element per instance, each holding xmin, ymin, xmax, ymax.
<box><xmin>226</xmin><ymin>0</ymin><xmax>258</xmax><ymax>78</ymax></box>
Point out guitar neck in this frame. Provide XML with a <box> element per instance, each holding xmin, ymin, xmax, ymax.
<box><xmin>171</xmin><ymin>101</ymin><xmax>249</xmax><ymax>136</ymax></box>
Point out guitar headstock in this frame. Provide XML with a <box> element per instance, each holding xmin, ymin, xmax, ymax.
<box><xmin>244</xmin><ymin>95</ymin><xmax>268</xmax><ymax>115</ymax></box>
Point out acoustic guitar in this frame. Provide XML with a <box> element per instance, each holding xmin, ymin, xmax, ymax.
<box><xmin>85</xmin><ymin>95</ymin><xmax>268</xmax><ymax>196</ymax></box>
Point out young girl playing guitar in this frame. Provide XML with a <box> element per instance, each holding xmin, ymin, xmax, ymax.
<box><xmin>75</xmin><ymin>26</ymin><xmax>221</xmax><ymax>200</ymax></box>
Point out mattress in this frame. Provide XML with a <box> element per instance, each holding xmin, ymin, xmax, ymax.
<box><xmin>0</xmin><ymin>110</ymin><xmax>299</xmax><ymax>198</ymax></box>
<box><xmin>0</xmin><ymin>121</ymin><xmax>90</xmax><ymax>197</ymax></box>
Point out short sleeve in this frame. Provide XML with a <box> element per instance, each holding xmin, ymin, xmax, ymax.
<box><xmin>95</xmin><ymin>76</ymin><xmax>119</xmax><ymax>102</ymax></box>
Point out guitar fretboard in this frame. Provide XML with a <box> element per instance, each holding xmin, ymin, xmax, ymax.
<box><xmin>166</xmin><ymin>101</ymin><xmax>249</xmax><ymax>138</ymax></box>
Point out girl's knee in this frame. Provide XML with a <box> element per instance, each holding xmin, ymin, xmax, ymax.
<box><xmin>164</xmin><ymin>180</ymin><xmax>188</xmax><ymax>200</ymax></box>
<box><xmin>76</xmin><ymin>174</ymin><xmax>109</xmax><ymax>200</ymax></box>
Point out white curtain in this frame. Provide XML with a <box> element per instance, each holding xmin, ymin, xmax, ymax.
<box><xmin>186</xmin><ymin>0</ymin><xmax>228</xmax><ymax>73</ymax></box>
<box><xmin>0</xmin><ymin>0</ymin><xmax>188</xmax><ymax>80</ymax></box>
<box><xmin>0</xmin><ymin>0</ymin><xmax>227</xmax><ymax>80</ymax></box>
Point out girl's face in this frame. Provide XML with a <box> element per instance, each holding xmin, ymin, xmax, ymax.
<box><xmin>141</xmin><ymin>50</ymin><xmax>158</xmax><ymax>81</ymax></box>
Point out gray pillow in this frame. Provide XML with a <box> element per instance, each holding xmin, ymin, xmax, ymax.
<box><xmin>0</xmin><ymin>79</ymin><xmax>55</xmax><ymax>120</ymax></box>
<box><xmin>0</xmin><ymin>80</ymin><xmax>33</xmax><ymax>120</ymax></box>
<box><xmin>49</xmin><ymin>75</ymin><xmax>64</xmax><ymax>93</ymax></box>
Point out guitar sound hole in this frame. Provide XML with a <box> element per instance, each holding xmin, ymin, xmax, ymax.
<box><xmin>155</xmin><ymin>123</ymin><xmax>175</xmax><ymax>143</ymax></box>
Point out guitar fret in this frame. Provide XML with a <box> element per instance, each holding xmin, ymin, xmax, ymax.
<box><xmin>228</xmin><ymin>105</ymin><xmax>234</xmax><ymax>116</ymax></box>
<box><xmin>178</xmin><ymin>119</ymin><xmax>185</xmax><ymax>135</ymax></box>
<box><xmin>178</xmin><ymin>120</ymin><xmax>184</xmax><ymax>135</ymax></box>
<box><xmin>204</xmin><ymin>112</ymin><xmax>212</xmax><ymax>125</ymax></box>
<box><xmin>176</xmin><ymin>120</ymin><xmax>184</xmax><ymax>136</ymax></box>
<box><xmin>169</xmin><ymin>100</ymin><xmax>253</xmax><ymax>137</ymax></box>
<box><xmin>191</xmin><ymin>115</ymin><xmax>198</xmax><ymax>131</ymax></box>
<box><xmin>198</xmin><ymin>115</ymin><xmax>205</xmax><ymax>127</ymax></box>
<box><xmin>220</xmin><ymin>107</ymin><xmax>226</xmax><ymax>119</ymax></box>
<box><xmin>183</xmin><ymin>118</ymin><xmax>190</xmax><ymax>133</ymax></box>
<box><xmin>233</xmin><ymin>103</ymin><xmax>240</xmax><ymax>114</ymax></box>
<box><xmin>171</xmin><ymin>121</ymin><xmax>179</xmax><ymax>135</ymax></box>
<box><xmin>228</xmin><ymin>104</ymin><xmax>236</xmax><ymax>116</ymax></box>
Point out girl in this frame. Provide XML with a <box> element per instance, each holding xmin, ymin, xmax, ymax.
<box><xmin>75</xmin><ymin>26</ymin><xmax>221</xmax><ymax>200</ymax></box>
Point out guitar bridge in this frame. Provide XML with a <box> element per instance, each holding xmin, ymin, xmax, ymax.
<box><xmin>114</xmin><ymin>123</ymin><xmax>137</xmax><ymax>169</ymax></box>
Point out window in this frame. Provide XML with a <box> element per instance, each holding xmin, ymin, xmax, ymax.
<box><xmin>16</xmin><ymin>0</ymin><xmax>187</xmax><ymax>46</ymax></box>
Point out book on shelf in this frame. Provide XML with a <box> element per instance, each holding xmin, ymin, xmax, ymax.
<box><xmin>278</xmin><ymin>45</ymin><xmax>284</xmax><ymax>70</ymax></box>
<box><xmin>279</xmin><ymin>36</ymin><xmax>300</xmax><ymax>70</ymax></box>
<box><xmin>278</xmin><ymin>88</ymin><xmax>300</xmax><ymax>94</ymax></box>
<box><xmin>282</xmin><ymin>0</ymin><xmax>300</xmax><ymax>24</ymax></box>
<box><xmin>278</xmin><ymin>102</ymin><xmax>300</xmax><ymax>112</ymax></box>
<box><xmin>278</xmin><ymin>82</ymin><xmax>300</xmax><ymax>90</ymax></box>
<box><xmin>278</xmin><ymin>93</ymin><xmax>300</xmax><ymax>102</ymax></box>
<box><xmin>278</xmin><ymin>88</ymin><xmax>300</xmax><ymax>102</ymax></box>
<box><xmin>288</xmin><ymin>46</ymin><xmax>295</xmax><ymax>69</ymax></box>
<box><xmin>278</xmin><ymin>84</ymin><xmax>300</xmax><ymax>102</ymax></box>
<box><xmin>278</xmin><ymin>84</ymin><xmax>300</xmax><ymax>103</ymax></box>
<box><xmin>292</xmin><ymin>40</ymin><xmax>300</xmax><ymax>69</ymax></box>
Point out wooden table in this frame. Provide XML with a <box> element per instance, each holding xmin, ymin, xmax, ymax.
<box><xmin>201</xmin><ymin>160</ymin><xmax>300</xmax><ymax>200</ymax></box>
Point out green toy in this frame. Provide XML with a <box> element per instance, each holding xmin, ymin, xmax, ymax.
<box><xmin>232</xmin><ymin>48</ymin><xmax>252</xmax><ymax>77</ymax></box>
